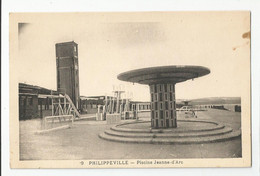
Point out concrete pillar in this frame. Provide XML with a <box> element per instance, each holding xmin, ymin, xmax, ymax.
<box><xmin>97</xmin><ymin>105</ymin><xmax>101</xmax><ymax>113</ymax></box>
<box><xmin>119</xmin><ymin>104</ymin><xmax>123</xmax><ymax>114</ymax></box>
<box><xmin>116</xmin><ymin>92</ymin><xmax>120</xmax><ymax>113</ymax></box>
<box><xmin>150</xmin><ymin>83</ymin><xmax>177</xmax><ymax>129</ymax></box>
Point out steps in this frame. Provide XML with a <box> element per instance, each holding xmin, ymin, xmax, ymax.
<box><xmin>111</xmin><ymin>122</ymin><xmax>225</xmax><ymax>133</ymax></box>
<box><xmin>104</xmin><ymin>126</ymin><xmax>233</xmax><ymax>138</ymax></box>
<box><xmin>98</xmin><ymin>120</ymin><xmax>241</xmax><ymax>144</ymax></box>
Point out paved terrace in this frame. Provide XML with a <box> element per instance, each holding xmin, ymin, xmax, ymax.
<box><xmin>19</xmin><ymin>109</ymin><xmax>241</xmax><ymax>160</ymax></box>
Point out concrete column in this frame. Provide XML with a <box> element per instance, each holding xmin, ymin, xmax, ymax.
<box><xmin>150</xmin><ymin>83</ymin><xmax>177</xmax><ymax>129</ymax></box>
<box><xmin>97</xmin><ymin>105</ymin><xmax>101</xmax><ymax>113</ymax></box>
<box><xmin>120</xmin><ymin>104</ymin><xmax>123</xmax><ymax>113</ymax></box>
<box><xmin>116</xmin><ymin>92</ymin><xmax>120</xmax><ymax>113</ymax></box>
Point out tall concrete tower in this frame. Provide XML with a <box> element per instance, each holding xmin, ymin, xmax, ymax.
<box><xmin>56</xmin><ymin>41</ymin><xmax>80</xmax><ymax>109</ymax></box>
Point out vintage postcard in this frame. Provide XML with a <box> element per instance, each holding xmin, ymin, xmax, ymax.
<box><xmin>9</xmin><ymin>11</ymin><xmax>251</xmax><ymax>168</ymax></box>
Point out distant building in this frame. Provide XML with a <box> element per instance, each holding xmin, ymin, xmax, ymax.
<box><xmin>19</xmin><ymin>83</ymin><xmax>59</xmax><ymax>120</ymax></box>
<box><xmin>130</xmin><ymin>101</ymin><xmax>151</xmax><ymax>112</ymax></box>
<box><xmin>56</xmin><ymin>41</ymin><xmax>80</xmax><ymax>109</ymax></box>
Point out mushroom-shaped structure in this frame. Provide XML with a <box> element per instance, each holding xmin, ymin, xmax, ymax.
<box><xmin>117</xmin><ymin>65</ymin><xmax>210</xmax><ymax>129</ymax></box>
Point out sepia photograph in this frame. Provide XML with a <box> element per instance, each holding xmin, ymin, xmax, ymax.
<box><xmin>9</xmin><ymin>11</ymin><xmax>251</xmax><ymax>168</ymax></box>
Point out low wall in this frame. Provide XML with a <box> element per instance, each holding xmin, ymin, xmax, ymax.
<box><xmin>106</xmin><ymin>114</ymin><xmax>121</xmax><ymax>124</ymax></box>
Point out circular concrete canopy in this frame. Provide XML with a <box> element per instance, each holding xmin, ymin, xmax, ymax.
<box><xmin>117</xmin><ymin>65</ymin><xmax>210</xmax><ymax>85</ymax></box>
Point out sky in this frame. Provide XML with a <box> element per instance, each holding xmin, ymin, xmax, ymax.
<box><xmin>16</xmin><ymin>12</ymin><xmax>250</xmax><ymax>101</ymax></box>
